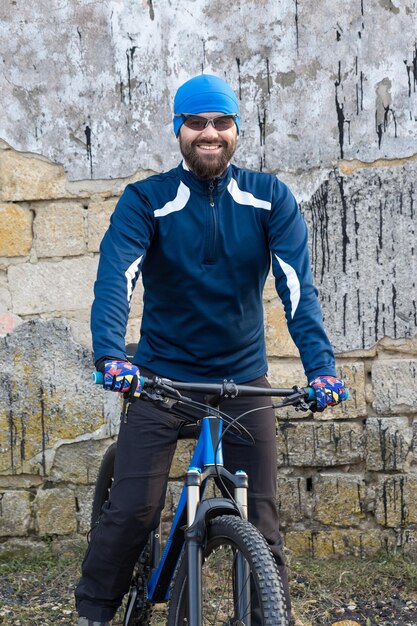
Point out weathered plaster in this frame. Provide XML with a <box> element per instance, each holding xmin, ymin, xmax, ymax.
<box><xmin>1</xmin><ymin>0</ymin><xmax>416</xmax><ymax>180</ymax></box>
<box><xmin>302</xmin><ymin>161</ymin><xmax>417</xmax><ymax>352</ymax></box>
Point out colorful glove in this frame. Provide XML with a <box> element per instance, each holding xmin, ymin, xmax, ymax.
<box><xmin>309</xmin><ymin>376</ymin><xmax>348</xmax><ymax>411</ymax></box>
<box><xmin>100</xmin><ymin>360</ymin><xmax>142</xmax><ymax>397</ymax></box>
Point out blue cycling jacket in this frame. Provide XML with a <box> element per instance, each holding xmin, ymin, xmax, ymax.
<box><xmin>91</xmin><ymin>161</ymin><xmax>336</xmax><ymax>383</ymax></box>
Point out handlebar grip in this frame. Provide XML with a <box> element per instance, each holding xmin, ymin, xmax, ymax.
<box><xmin>91</xmin><ymin>371</ymin><xmax>146</xmax><ymax>388</ymax></box>
<box><xmin>304</xmin><ymin>386</ymin><xmax>349</xmax><ymax>402</ymax></box>
<box><xmin>92</xmin><ymin>371</ymin><xmax>104</xmax><ymax>384</ymax></box>
<box><xmin>306</xmin><ymin>387</ymin><xmax>316</xmax><ymax>402</ymax></box>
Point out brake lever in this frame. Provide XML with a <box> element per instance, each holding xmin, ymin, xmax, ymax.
<box><xmin>141</xmin><ymin>388</ymin><xmax>164</xmax><ymax>402</ymax></box>
<box><xmin>273</xmin><ymin>386</ymin><xmax>316</xmax><ymax>412</ymax></box>
<box><xmin>294</xmin><ymin>399</ymin><xmax>314</xmax><ymax>412</ymax></box>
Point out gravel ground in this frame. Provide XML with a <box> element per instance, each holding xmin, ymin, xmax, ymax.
<box><xmin>0</xmin><ymin>539</ymin><xmax>416</xmax><ymax>626</ymax></box>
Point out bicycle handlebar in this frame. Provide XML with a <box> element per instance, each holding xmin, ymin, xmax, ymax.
<box><xmin>92</xmin><ymin>371</ymin><xmax>316</xmax><ymax>404</ymax></box>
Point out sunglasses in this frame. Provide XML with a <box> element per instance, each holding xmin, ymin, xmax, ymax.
<box><xmin>176</xmin><ymin>113</ymin><xmax>237</xmax><ymax>132</ymax></box>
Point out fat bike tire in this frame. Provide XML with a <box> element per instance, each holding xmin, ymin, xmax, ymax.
<box><xmin>167</xmin><ymin>514</ymin><xmax>288</xmax><ymax>626</ymax></box>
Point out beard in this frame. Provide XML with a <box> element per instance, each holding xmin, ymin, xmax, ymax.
<box><xmin>179</xmin><ymin>134</ymin><xmax>238</xmax><ymax>180</ymax></box>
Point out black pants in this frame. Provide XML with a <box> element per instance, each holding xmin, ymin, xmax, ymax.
<box><xmin>75</xmin><ymin>375</ymin><xmax>291</xmax><ymax>621</ymax></box>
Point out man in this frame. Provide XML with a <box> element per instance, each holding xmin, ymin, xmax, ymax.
<box><xmin>75</xmin><ymin>74</ymin><xmax>347</xmax><ymax>626</ymax></box>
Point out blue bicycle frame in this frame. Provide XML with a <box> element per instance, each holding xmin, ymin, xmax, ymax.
<box><xmin>92</xmin><ymin>369</ymin><xmax>316</xmax><ymax>626</ymax></box>
<box><xmin>138</xmin><ymin>412</ymin><xmax>250</xmax><ymax>625</ymax></box>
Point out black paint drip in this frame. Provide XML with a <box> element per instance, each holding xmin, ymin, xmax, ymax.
<box><xmin>201</xmin><ymin>39</ymin><xmax>206</xmax><ymax>73</ymax></box>
<box><xmin>404</xmin><ymin>43</ymin><xmax>417</xmax><ymax>97</ymax></box>
<box><xmin>334</xmin><ymin>61</ymin><xmax>350</xmax><ymax>158</ymax></box>
<box><xmin>266</xmin><ymin>58</ymin><xmax>271</xmax><ymax>95</ymax></box>
<box><xmin>85</xmin><ymin>125</ymin><xmax>93</xmax><ymax>178</ymax></box>
<box><xmin>147</xmin><ymin>0</ymin><xmax>155</xmax><ymax>20</ymax></box>
<box><xmin>126</xmin><ymin>46</ymin><xmax>137</xmax><ymax>104</ymax></box>
<box><xmin>236</xmin><ymin>57</ymin><xmax>242</xmax><ymax>100</ymax></box>
<box><xmin>336</xmin><ymin>174</ymin><xmax>350</xmax><ymax>273</ymax></box>
<box><xmin>376</xmin><ymin>106</ymin><xmax>398</xmax><ymax>148</ymax></box>
<box><xmin>294</xmin><ymin>0</ymin><xmax>299</xmax><ymax>55</ymax></box>
<box><xmin>258</xmin><ymin>107</ymin><xmax>266</xmax><ymax>171</ymax></box>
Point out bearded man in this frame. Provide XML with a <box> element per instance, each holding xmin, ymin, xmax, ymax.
<box><xmin>75</xmin><ymin>74</ymin><xmax>347</xmax><ymax>626</ymax></box>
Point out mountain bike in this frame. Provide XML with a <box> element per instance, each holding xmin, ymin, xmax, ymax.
<box><xmin>91</xmin><ymin>368</ymin><xmax>316</xmax><ymax>626</ymax></box>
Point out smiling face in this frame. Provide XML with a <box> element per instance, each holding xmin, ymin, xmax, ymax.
<box><xmin>178</xmin><ymin>112</ymin><xmax>238</xmax><ymax>180</ymax></box>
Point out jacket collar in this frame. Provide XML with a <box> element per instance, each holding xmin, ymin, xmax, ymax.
<box><xmin>177</xmin><ymin>160</ymin><xmax>233</xmax><ymax>193</ymax></box>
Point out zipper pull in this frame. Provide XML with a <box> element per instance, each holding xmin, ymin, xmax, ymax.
<box><xmin>208</xmin><ymin>180</ymin><xmax>215</xmax><ymax>207</ymax></box>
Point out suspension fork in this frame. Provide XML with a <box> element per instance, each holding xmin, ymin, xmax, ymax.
<box><xmin>234</xmin><ymin>470</ymin><xmax>251</xmax><ymax>626</ymax></box>
<box><xmin>185</xmin><ymin>468</ymin><xmax>251</xmax><ymax>626</ymax></box>
<box><xmin>186</xmin><ymin>467</ymin><xmax>203</xmax><ymax>626</ymax></box>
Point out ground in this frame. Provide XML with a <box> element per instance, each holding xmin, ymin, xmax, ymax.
<box><xmin>0</xmin><ymin>538</ymin><xmax>416</xmax><ymax>626</ymax></box>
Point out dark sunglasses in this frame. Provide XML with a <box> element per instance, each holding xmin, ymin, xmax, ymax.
<box><xmin>176</xmin><ymin>113</ymin><xmax>237</xmax><ymax>132</ymax></box>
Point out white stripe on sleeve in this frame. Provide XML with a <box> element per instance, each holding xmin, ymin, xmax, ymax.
<box><xmin>274</xmin><ymin>254</ymin><xmax>300</xmax><ymax>318</ymax></box>
<box><xmin>125</xmin><ymin>255</ymin><xmax>143</xmax><ymax>303</ymax></box>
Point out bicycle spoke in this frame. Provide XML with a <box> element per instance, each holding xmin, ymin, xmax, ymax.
<box><xmin>201</xmin><ymin>544</ymin><xmax>251</xmax><ymax>625</ymax></box>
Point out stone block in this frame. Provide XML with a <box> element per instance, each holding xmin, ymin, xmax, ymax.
<box><xmin>0</xmin><ymin>271</ymin><xmax>11</xmax><ymax>313</ymax></box>
<box><xmin>126</xmin><ymin>316</ymin><xmax>142</xmax><ymax>347</ymax></box>
<box><xmin>87</xmin><ymin>200</ymin><xmax>116</xmax><ymax>252</ymax></box>
<box><xmin>378</xmin><ymin>335</ymin><xmax>417</xmax><ymax>356</ymax></box>
<box><xmin>366</xmin><ymin>416</ymin><xmax>412</xmax><ymax>471</ymax></box>
<box><xmin>0</xmin><ymin>474</ymin><xmax>43</xmax><ymax>489</ymax></box>
<box><xmin>372</xmin><ymin>360</ymin><xmax>417</xmax><ymax>414</ymax></box>
<box><xmin>162</xmin><ymin>480</ymin><xmax>183</xmax><ymax>524</ymax></box>
<box><xmin>8</xmin><ymin>256</ymin><xmax>98</xmax><ymax>315</ymax></box>
<box><xmin>413</xmin><ymin>419</ymin><xmax>417</xmax><ymax>461</ymax></box>
<box><xmin>34</xmin><ymin>486</ymin><xmax>77</xmax><ymax>535</ymax></box>
<box><xmin>0</xmin><ymin>203</ymin><xmax>32</xmax><ymax>257</ymax></box>
<box><xmin>169</xmin><ymin>440</ymin><xmax>195</xmax><ymax>479</ymax></box>
<box><xmin>0</xmin><ymin>274</ymin><xmax>21</xmax><ymax>337</ymax></box>
<box><xmin>268</xmin><ymin>361</ymin><xmax>366</xmax><ymax>419</ymax></box>
<box><xmin>313</xmin><ymin>474</ymin><xmax>365</xmax><ymax>526</ymax></box>
<box><xmin>67</xmin><ymin>318</ymin><xmax>92</xmax><ymax>350</ymax></box>
<box><xmin>0</xmin><ymin>319</ymin><xmax>105</xmax><ymax>474</ymax></box>
<box><xmin>74</xmin><ymin>485</ymin><xmax>95</xmax><ymax>534</ymax></box>
<box><xmin>34</xmin><ymin>203</ymin><xmax>86</xmax><ymax>257</ymax></box>
<box><xmin>284</xmin><ymin>528</ymin><xmax>396</xmax><ymax>558</ymax></box>
<box><xmin>0</xmin><ymin>490</ymin><xmax>32</xmax><ymax>537</ymax></box>
<box><xmin>50</xmin><ymin>438</ymin><xmax>115</xmax><ymax>485</ymax></box>
<box><xmin>400</xmin><ymin>528</ymin><xmax>417</xmax><ymax>557</ymax></box>
<box><xmin>263</xmin><ymin>272</ymin><xmax>276</xmax><ymax>301</ymax></box>
<box><xmin>128</xmin><ymin>280</ymin><xmax>144</xmax><ymax>320</ymax></box>
<box><xmin>264</xmin><ymin>298</ymin><xmax>298</xmax><ymax>358</ymax></box>
<box><xmin>374</xmin><ymin>475</ymin><xmax>417</xmax><ymax>527</ymax></box>
<box><xmin>276</xmin><ymin>476</ymin><xmax>310</xmax><ymax>526</ymax></box>
<box><xmin>276</xmin><ymin>420</ymin><xmax>365</xmax><ymax>467</ymax></box>
<box><xmin>0</xmin><ymin>149</ymin><xmax>69</xmax><ymax>202</ymax></box>
<box><xmin>283</xmin><ymin>530</ymin><xmax>312</xmax><ymax>557</ymax></box>
<box><xmin>0</xmin><ymin>313</ymin><xmax>22</xmax><ymax>337</ymax></box>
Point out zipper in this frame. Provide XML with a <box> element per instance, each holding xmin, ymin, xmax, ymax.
<box><xmin>204</xmin><ymin>180</ymin><xmax>217</xmax><ymax>264</ymax></box>
<box><xmin>209</xmin><ymin>180</ymin><xmax>215</xmax><ymax>207</ymax></box>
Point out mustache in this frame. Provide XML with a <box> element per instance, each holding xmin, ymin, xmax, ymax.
<box><xmin>192</xmin><ymin>138</ymin><xmax>228</xmax><ymax>148</ymax></box>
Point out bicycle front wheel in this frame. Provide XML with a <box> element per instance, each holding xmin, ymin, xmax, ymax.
<box><xmin>167</xmin><ymin>514</ymin><xmax>288</xmax><ymax>626</ymax></box>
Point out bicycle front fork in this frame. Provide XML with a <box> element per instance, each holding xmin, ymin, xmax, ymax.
<box><xmin>185</xmin><ymin>467</ymin><xmax>250</xmax><ymax>626</ymax></box>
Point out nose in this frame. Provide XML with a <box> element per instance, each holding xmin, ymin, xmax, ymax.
<box><xmin>199</xmin><ymin>121</ymin><xmax>219</xmax><ymax>138</ymax></box>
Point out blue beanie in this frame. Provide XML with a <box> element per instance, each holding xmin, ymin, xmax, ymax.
<box><xmin>173</xmin><ymin>74</ymin><xmax>240</xmax><ymax>137</ymax></box>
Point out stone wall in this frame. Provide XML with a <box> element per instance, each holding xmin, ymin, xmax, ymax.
<box><xmin>1</xmin><ymin>0</ymin><xmax>416</xmax><ymax>557</ymax></box>
<box><xmin>0</xmin><ymin>140</ymin><xmax>416</xmax><ymax>557</ymax></box>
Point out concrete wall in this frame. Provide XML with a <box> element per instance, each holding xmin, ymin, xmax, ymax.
<box><xmin>0</xmin><ymin>0</ymin><xmax>416</xmax><ymax>556</ymax></box>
